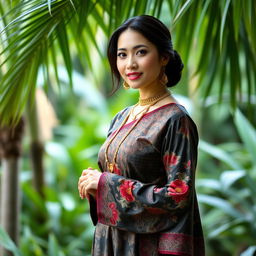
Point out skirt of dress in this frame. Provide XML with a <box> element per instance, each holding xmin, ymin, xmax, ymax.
<box><xmin>92</xmin><ymin>222</ymin><xmax>161</xmax><ymax>256</ymax></box>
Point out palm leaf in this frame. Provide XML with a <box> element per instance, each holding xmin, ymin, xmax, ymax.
<box><xmin>198</xmin><ymin>194</ymin><xmax>244</xmax><ymax>219</ymax></box>
<box><xmin>0</xmin><ymin>226</ymin><xmax>22</xmax><ymax>256</ymax></box>
<box><xmin>199</xmin><ymin>140</ymin><xmax>243</xmax><ymax>170</ymax></box>
<box><xmin>234</xmin><ymin>109</ymin><xmax>256</xmax><ymax>162</ymax></box>
<box><xmin>0</xmin><ymin>0</ymin><xmax>255</xmax><ymax>124</ymax></box>
<box><xmin>0</xmin><ymin>0</ymin><xmax>76</xmax><ymax>124</ymax></box>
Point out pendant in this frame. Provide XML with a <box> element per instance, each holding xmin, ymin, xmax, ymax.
<box><xmin>108</xmin><ymin>163</ymin><xmax>114</xmax><ymax>173</ymax></box>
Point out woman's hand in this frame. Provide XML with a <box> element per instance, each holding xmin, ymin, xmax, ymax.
<box><xmin>78</xmin><ymin>167</ymin><xmax>102</xmax><ymax>199</ymax></box>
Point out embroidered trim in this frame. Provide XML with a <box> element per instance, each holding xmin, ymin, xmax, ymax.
<box><xmin>115</xmin><ymin>103</ymin><xmax>184</xmax><ymax>132</ymax></box>
<box><xmin>158</xmin><ymin>233</ymin><xmax>204</xmax><ymax>256</ymax></box>
<box><xmin>97</xmin><ymin>172</ymin><xmax>109</xmax><ymax>224</ymax></box>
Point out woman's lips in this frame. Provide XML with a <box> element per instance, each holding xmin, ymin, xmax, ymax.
<box><xmin>127</xmin><ymin>72</ymin><xmax>142</xmax><ymax>80</ymax></box>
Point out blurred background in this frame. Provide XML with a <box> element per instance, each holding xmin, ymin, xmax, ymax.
<box><xmin>0</xmin><ymin>0</ymin><xmax>255</xmax><ymax>255</ymax></box>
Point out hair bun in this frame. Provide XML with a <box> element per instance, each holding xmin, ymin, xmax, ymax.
<box><xmin>165</xmin><ymin>50</ymin><xmax>184</xmax><ymax>87</ymax></box>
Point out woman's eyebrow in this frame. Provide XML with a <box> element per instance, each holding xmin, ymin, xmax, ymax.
<box><xmin>117</xmin><ymin>44</ymin><xmax>148</xmax><ymax>51</ymax></box>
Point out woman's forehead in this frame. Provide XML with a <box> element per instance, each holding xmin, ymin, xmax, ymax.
<box><xmin>117</xmin><ymin>29</ymin><xmax>153</xmax><ymax>49</ymax></box>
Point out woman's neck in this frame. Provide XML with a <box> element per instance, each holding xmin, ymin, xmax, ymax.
<box><xmin>139</xmin><ymin>85</ymin><xmax>168</xmax><ymax>99</ymax></box>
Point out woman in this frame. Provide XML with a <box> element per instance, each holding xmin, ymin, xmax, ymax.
<box><xmin>78</xmin><ymin>15</ymin><xmax>205</xmax><ymax>256</ymax></box>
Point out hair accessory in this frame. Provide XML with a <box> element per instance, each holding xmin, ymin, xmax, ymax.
<box><xmin>123</xmin><ymin>81</ymin><xmax>130</xmax><ymax>90</ymax></box>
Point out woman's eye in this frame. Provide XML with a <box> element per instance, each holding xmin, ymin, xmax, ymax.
<box><xmin>117</xmin><ymin>52</ymin><xmax>126</xmax><ymax>58</ymax></box>
<box><xmin>137</xmin><ymin>49</ymin><xmax>147</xmax><ymax>56</ymax></box>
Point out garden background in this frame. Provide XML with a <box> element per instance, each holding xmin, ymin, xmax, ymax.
<box><xmin>0</xmin><ymin>0</ymin><xmax>256</xmax><ymax>255</ymax></box>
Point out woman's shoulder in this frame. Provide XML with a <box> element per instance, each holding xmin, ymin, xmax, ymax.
<box><xmin>159</xmin><ymin>103</ymin><xmax>197</xmax><ymax>130</ymax></box>
<box><xmin>111</xmin><ymin>106</ymin><xmax>131</xmax><ymax>123</ymax></box>
<box><xmin>169</xmin><ymin>103</ymin><xmax>191</xmax><ymax>119</ymax></box>
<box><xmin>149</xmin><ymin>102</ymin><xmax>192</xmax><ymax>122</ymax></box>
<box><xmin>165</xmin><ymin>104</ymin><xmax>198</xmax><ymax>138</ymax></box>
<box><xmin>107</xmin><ymin>106</ymin><xmax>131</xmax><ymax>136</ymax></box>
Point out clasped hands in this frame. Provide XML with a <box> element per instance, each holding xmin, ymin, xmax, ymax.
<box><xmin>78</xmin><ymin>167</ymin><xmax>102</xmax><ymax>199</ymax></box>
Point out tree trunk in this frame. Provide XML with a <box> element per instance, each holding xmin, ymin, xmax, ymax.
<box><xmin>26</xmin><ymin>97</ymin><xmax>45</xmax><ymax>198</ymax></box>
<box><xmin>0</xmin><ymin>158</ymin><xmax>21</xmax><ymax>256</ymax></box>
<box><xmin>26</xmin><ymin>89</ymin><xmax>58</xmax><ymax>198</ymax></box>
<box><xmin>30</xmin><ymin>141</ymin><xmax>45</xmax><ymax>198</ymax></box>
<box><xmin>0</xmin><ymin>118</ymin><xmax>24</xmax><ymax>256</ymax></box>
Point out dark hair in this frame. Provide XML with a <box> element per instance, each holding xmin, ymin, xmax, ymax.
<box><xmin>107</xmin><ymin>15</ymin><xmax>184</xmax><ymax>92</ymax></box>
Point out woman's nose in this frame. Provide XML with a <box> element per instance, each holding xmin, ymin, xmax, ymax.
<box><xmin>127</xmin><ymin>56</ymin><xmax>138</xmax><ymax>69</ymax></box>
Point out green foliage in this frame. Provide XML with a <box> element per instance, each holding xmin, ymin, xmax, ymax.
<box><xmin>198</xmin><ymin>109</ymin><xmax>256</xmax><ymax>255</ymax></box>
<box><xmin>0</xmin><ymin>1</ymin><xmax>256</xmax><ymax>255</ymax></box>
<box><xmin>0</xmin><ymin>226</ymin><xmax>22</xmax><ymax>256</ymax></box>
<box><xmin>0</xmin><ymin>0</ymin><xmax>255</xmax><ymax>124</ymax></box>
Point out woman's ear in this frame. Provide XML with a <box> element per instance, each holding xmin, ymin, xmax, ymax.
<box><xmin>160</xmin><ymin>55</ymin><xmax>170</xmax><ymax>66</ymax></box>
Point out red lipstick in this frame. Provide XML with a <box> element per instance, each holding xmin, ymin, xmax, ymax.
<box><xmin>127</xmin><ymin>72</ymin><xmax>142</xmax><ymax>80</ymax></box>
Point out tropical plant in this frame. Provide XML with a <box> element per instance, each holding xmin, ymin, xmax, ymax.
<box><xmin>1</xmin><ymin>0</ymin><xmax>256</xmax><ymax>255</ymax></box>
<box><xmin>0</xmin><ymin>0</ymin><xmax>255</xmax><ymax>124</ymax></box>
<box><xmin>198</xmin><ymin>109</ymin><xmax>256</xmax><ymax>255</ymax></box>
<box><xmin>0</xmin><ymin>226</ymin><xmax>22</xmax><ymax>256</ymax></box>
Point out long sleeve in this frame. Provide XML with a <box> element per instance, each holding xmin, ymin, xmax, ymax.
<box><xmin>88</xmin><ymin>107</ymin><xmax>130</xmax><ymax>225</ymax></box>
<box><xmin>96</xmin><ymin>114</ymin><xmax>198</xmax><ymax>234</ymax></box>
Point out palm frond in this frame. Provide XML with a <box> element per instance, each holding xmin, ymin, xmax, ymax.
<box><xmin>0</xmin><ymin>0</ymin><xmax>255</xmax><ymax>124</ymax></box>
<box><xmin>0</xmin><ymin>0</ymin><xmax>76</xmax><ymax>124</ymax></box>
<box><xmin>174</xmin><ymin>0</ymin><xmax>256</xmax><ymax>109</ymax></box>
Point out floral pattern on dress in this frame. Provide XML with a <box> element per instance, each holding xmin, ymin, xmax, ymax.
<box><xmin>91</xmin><ymin>103</ymin><xmax>205</xmax><ymax>256</ymax></box>
<box><xmin>184</xmin><ymin>160</ymin><xmax>191</xmax><ymax>170</ymax></box>
<box><xmin>167</xmin><ymin>179</ymin><xmax>189</xmax><ymax>204</ymax></box>
<box><xmin>119</xmin><ymin>180</ymin><xmax>135</xmax><ymax>202</ymax></box>
<box><xmin>108</xmin><ymin>202</ymin><xmax>119</xmax><ymax>225</ymax></box>
<box><xmin>163</xmin><ymin>152</ymin><xmax>180</xmax><ymax>171</ymax></box>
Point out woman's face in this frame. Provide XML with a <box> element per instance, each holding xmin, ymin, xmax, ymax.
<box><xmin>116</xmin><ymin>29</ymin><xmax>166</xmax><ymax>91</ymax></box>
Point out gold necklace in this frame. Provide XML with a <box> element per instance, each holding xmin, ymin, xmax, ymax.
<box><xmin>139</xmin><ymin>90</ymin><xmax>170</xmax><ymax>106</ymax></box>
<box><xmin>104</xmin><ymin>97</ymin><xmax>167</xmax><ymax>173</ymax></box>
<box><xmin>130</xmin><ymin>103</ymin><xmax>143</xmax><ymax>120</ymax></box>
<box><xmin>131</xmin><ymin>91</ymin><xmax>171</xmax><ymax>120</ymax></box>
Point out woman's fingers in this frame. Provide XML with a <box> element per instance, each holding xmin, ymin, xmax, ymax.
<box><xmin>82</xmin><ymin>167</ymin><xmax>94</xmax><ymax>176</ymax></box>
<box><xmin>79</xmin><ymin>169</ymin><xmax>98</xmax><ymax>186</ymax></box>
<box><xmin>78</xmin><ymin>173</ymin><xmax>92</xmax><ymax>190</ymax></box>
<box><xmin>79</xmin><ymin>180</ymin><xmax>89</xmax><ymax>199</ymax></box>
<box><xmin>78</xmin><ymin>176</ymin><xmax>88</xmax><ymax>198</ymax></box>
<box><xmin>81</xmin><ymin>183</ymin><xmax>86</xmax><ymax>199</ymax></box>
<box><xmin>78</xmin><ymin>175</ymin><xmax>87</xmax><ymax>187</ymax></box>
<box><xmin>79</xmin><ymin>177</ymin><xmax>94</xmax><ymax>198</ymax></box>
<box><xmin>78</xmin><ymin>168</ymin><xmax>101</xmax><ymax>199</ymax></box>
<box><xmin>82</xmin><ymin>169</ymin><xmax>88</xmax><ymax>176</ymax></box>
<box><xmin>78</xmin><ymin>171</ymin><xmax>93</xmax><ymax>187</ymax></box>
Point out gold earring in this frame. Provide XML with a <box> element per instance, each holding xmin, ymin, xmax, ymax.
<box><xmin>160</xmin><ymin>73</ymin><xmax>168</xmax><ymax>86</ymax></box>
<box><xmin>123</xmin><ymin>81</ymin><xmax>130</xmax><ymax>90</ymax></box>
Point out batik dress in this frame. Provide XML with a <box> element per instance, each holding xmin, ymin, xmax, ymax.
<box><xmin>89</xmin><ymin>103</ymin><xmax>205</xmax><ymax>256</ymax></box>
